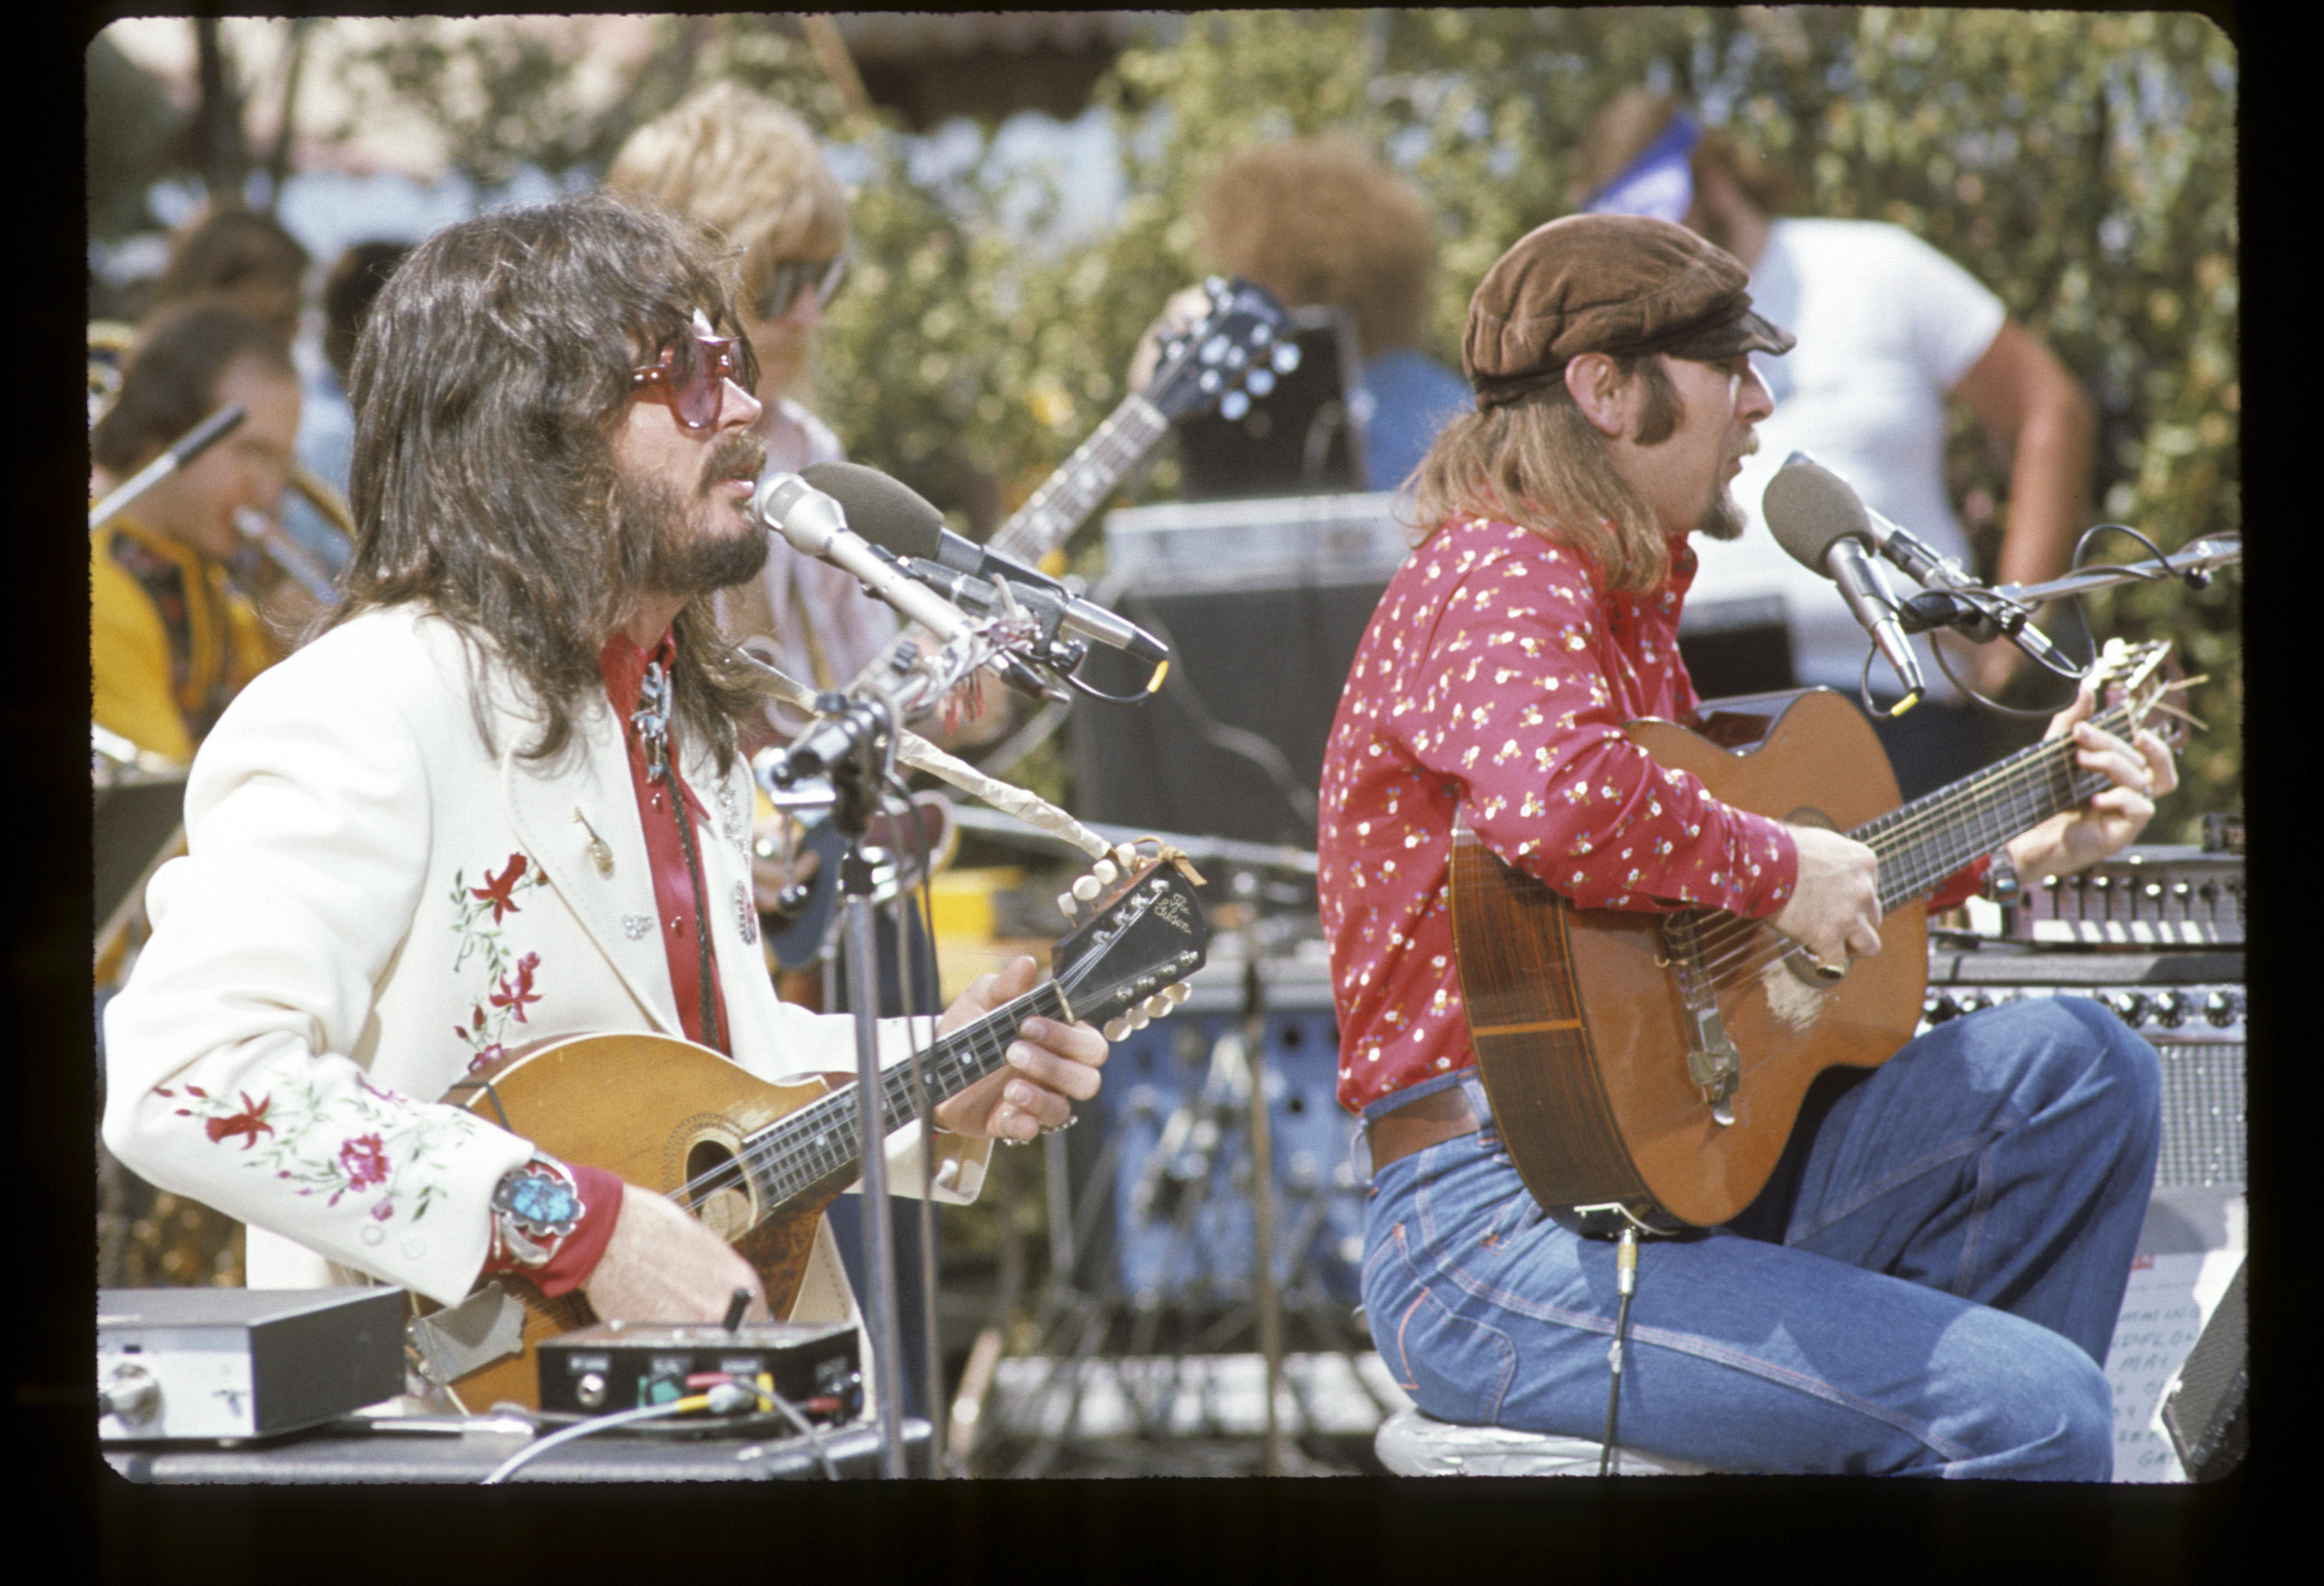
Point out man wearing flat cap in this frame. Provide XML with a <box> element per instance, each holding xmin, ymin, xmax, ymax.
<box><xmin>1318</xmin><ymin>216</ymin><xmax>2175</xmax><ymax>1478</ymax></box>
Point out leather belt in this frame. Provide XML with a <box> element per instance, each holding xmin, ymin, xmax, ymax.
<box><xmin>1367</xmin><ymin>1082</ymin><xmax>1487</xmax><ymax>1172</ymax></box>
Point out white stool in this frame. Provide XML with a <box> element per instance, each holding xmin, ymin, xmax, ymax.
<box><xmin>1374</xmin><ymin>1407</ymin><xmax>1720</xmax><ymax>1476</ymax></box>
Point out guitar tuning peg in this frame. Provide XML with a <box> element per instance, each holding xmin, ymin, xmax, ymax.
<box><xmin>1246</xmin><ymin>367</ymin><xmax>1276</xmax><ymax>398</ymax></box>
<box><xmin>1103</xmin><ymin>1017</ymin><xmax>1130</xmax><ymax>1042</ymax></box>
<box><xmin>1071</xmin><ymin>873</ymin><xmax>1103</xmax><ymax>902</ymax></box>
<box><xmin>1272</xmin><ymin>342</ymin><xmax>1301</xmax><ymax>374</ymax></box>
<box><xmin>1057</xmin><ymin>891</ymin><xmax>1079</xmax><ymax>921</ymax></box>
<box><xmin>1092</xmin><ymin>859</ymin><xmax>1119</xmax><ymax>886</ymax></box>
<box><xmin>1220</xmin><ymin>390</ymin><xmax>1250</xmax><ymax>422</ymax></box>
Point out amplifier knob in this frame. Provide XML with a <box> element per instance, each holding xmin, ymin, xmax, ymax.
<box><xmin>576</xmin><ymin>1371</ymin><xmax>607</xmax><ymax>1410</ymax></box>
<box><xmin>2102</xmin><ymin>991</ymin><xmax>2149</xmax><ymax>1027</ymax></box>
<box><xmin>2149</xmin><ymin>990</ymin><xmax>2188</xmax><ymax>1029</ymax></box>
<box><xmin>2203</xmin><ymin>990</ymin><xmax>2245</xmax><ymax>1028</ymax></box>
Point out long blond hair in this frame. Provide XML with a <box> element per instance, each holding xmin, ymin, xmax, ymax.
<box><xmin>1409</xmin><ymin>356</ymin><xmax>1680</xmax><ymax>592</ymax></box>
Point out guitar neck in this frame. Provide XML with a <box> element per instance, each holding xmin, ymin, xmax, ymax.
<box><xmin>986</xmin><ymin>394</ymin><xmax>1170</xmax><ymax>566</ymax></box>
<box><xmin>1854</xmin><ymin>700</ymin><xmax>2132</xmax><ymax>910</ymax></box>
<box><xmin>734</xmin><ymin>981</ymin><xmax>1074</xmax><ymax>1215</ymax></box>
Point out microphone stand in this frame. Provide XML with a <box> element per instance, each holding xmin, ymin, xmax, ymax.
<box><xmin>1896</xmin><ymin>532</ymin><xmax>2241</xmax><ymax>673</ymax></box>
<box><xmin>757</xmin><ymin>626</ymin><xmax>1021</xmax><ymax>1479</ymax></box>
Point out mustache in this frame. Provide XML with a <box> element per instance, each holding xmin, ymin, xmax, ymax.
<box><xmin>698</xmin><ymin>431</ymin><xmax>768</xmax><ymax>495</ymax></box>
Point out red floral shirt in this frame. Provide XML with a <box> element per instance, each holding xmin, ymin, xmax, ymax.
<box><xmin>1320</xmin><ymin>517</ymin><xmax>1811</xmax><ymax>1115</ymax></box>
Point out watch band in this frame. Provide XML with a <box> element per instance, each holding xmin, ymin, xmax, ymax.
<box><xmin>1982</xmin><ymin>847</ymin><xmax>2023</xmax><ymax>905</ymax></box>
<box><xmin>489</xmin><ymin>1156</ymin><xmax>586</xmax><ymax>1270</ymax></box>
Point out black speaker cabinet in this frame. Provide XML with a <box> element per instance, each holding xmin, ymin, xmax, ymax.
<box><xmin>1075</xmin><ymin>493</ymin><xmax>1411</xmax><ymax>848</ymax></box>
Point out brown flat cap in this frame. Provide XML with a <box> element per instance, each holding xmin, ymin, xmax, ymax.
<box><xmin>1463</xmin><ymin>214</ymin><xmax>1793</xmax><ymax>409</ymax></box>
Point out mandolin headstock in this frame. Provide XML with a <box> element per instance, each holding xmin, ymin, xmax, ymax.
<box><xmin>1050</xmin><ymin>842</ymin><xmax>1210</xmax><ymax>1042</ymax></box>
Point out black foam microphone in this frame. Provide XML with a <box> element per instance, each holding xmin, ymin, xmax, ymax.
<box><xmin>1764</xmin><ymin>452</ymin><xmax>2075</xmax><ymax>676</ymax></box>
<box><xmin>1760</xmin><ymin>454</ymin><xmax>1926</xmax><ymax>709</ymax></box>
<box><xmin>800</xmin><ymin>460</ymin><xmax>1170</xmax><ymax>670</ymax></box>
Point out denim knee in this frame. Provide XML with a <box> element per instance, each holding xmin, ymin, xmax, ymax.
<box><xmin>2060</xmin><ymin>993</ymin><xmax>2163</xmax><ymax>1134</ymax></box>
<box><xmin>1946</xmin><ymin>1319</ymin><xmax>2117</xmax><ymax>1479</ymax></box>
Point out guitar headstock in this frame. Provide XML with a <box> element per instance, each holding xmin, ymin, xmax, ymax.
<box><xmin>1051</xmin><ymin>843</ymin><xmax>1210</xmax><ymax>1042</ymax></box>
<box><xmin>1145</xmin><ymin>277</ymin><xmax>1298</xmax><ymax>426</ymax></box>
<box><xmin>2089</xmin><ymin>638</ymin><xmax>2200</xmax><ymax>746</ymax></box>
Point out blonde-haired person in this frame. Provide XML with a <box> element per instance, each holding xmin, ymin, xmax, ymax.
<box><xmin>608</xmin><ymin>83</ymin><xmax>875</xmax><ymax>736</ymax></box>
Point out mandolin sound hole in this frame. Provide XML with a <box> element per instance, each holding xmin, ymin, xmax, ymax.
<box><xmin>682</xmin><ymin>1139</ymin><xmax>755</xmax><ymax>1241</ymax></box>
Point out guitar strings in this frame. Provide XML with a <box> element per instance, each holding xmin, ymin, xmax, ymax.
<box><xmin>1678</xmin><ymin>698</ymin><xmax>2137</xmax><ymax>988</ymax></box>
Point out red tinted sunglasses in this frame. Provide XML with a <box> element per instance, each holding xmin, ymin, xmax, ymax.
<box><xmin>630</xmin><ymin>310</ymin><xmax>743</xmax><ymax>430</ymax></box>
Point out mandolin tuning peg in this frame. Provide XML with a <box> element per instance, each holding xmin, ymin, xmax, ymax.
<box><xmin>1128</xmin><ymin>1010</ymin><xmax>1151</xmax><ymax>1032</ymax></box>
<box><xmin>1072</xmin><ymin>873</ymin><xmax>1103</xmax><ymax>902</ymax></box>
<box><xmin>1092</xmin><ymin>859</ymin><xmax>1118</xmax><ymax>886</ymax></box>
<box><xmin>1143</xmin><ymin>994</ymin><xmax>1174</xmax><ymax>1020</ymax></box>
<box><xmin>1103</xmin><ymin>1017</ymin><xmax>1130</xmax><ymax>1042</ymax></box>
<box><xmin>1220</xmin><ymin>390</ymin><xmax>1250</xmax><ymax>422</ymax></box>
<box><xmin>1057</xmin><ymin>891</ymin><xmax>1079</xmax><ymax>921</ymax></box>
<box><xmin>1164</xmin><ymin>982</ymin><xmax>1191</xmax><ymax>1004</ymax></box>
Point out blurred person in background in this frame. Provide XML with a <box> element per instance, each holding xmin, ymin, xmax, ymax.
<box><xmin>278</xmin><ymin>240</ymin><xmax>411</xmax><ymax>577</ymax></box>
<box><xmin>1576</xmin><ymin>89</ymin><xmax>2097</xmax><ymax>798</ymax></box>
<box><xmin>90</xmin><ymin>303</ymin><xmax>305</xmax><ymax>763</ymax></box>
<box><xmin>1192</xmin><ymin>134</ymin><xmax>1473</xmax><ymax>491</ymax></box>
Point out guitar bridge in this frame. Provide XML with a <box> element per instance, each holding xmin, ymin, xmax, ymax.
<box><xmin>1662</xmin><ymin>913</ymin><xmax>1740</xmax><ymax>1125</ymax></box>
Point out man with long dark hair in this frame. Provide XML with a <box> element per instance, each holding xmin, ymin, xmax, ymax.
<box><xmin>1323</xmin><ymin>214</ymin><xmax>2172</xmax><ymax>1477</ymax></box>
<box><xmin>101</xmin><ymin>194</ymin><xmax>1104</xmax><ymax>1352</ymax></box>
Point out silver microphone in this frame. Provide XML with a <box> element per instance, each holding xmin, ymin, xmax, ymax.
<box><xmin>1761</xmin><ymin>454</ymin><xmax>1926</xmax><ymax>709</ymax></box>
<box><xmin>751</xmin><ymin>470</ymin><xmax>972</xmax><ymax>642</ymax></box>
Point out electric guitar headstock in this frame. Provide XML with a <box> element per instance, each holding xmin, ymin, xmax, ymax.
<box><xmin>1050</xmin><ymin>841</ymin><xmax>1211</xmax><ymax>1042</ymax></box>
<box><xmin>1144</xmin><ymin>277</ymin><xmax>1300</xmax><ymax>426</ymax></box>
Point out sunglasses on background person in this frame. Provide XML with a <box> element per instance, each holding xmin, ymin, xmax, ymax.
<box><xmin>631</xmin><ymin>309</ymin><xmax>744</xmax><ymax>431</ymax></box>
<box><xmin>755</xmin><ymin>253</ymin><xmax>850</xmax><ymax>323</ymax></box>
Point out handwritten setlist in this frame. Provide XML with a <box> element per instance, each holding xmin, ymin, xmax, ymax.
<box><xmin>2104</xmin><ymin>1247</ymin><xmax>2245</xmax><ymax>1482</ymax></box>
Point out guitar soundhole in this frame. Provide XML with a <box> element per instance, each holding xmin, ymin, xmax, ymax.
<box><xmin>682</xmin><ymin>1139</ymin><xmax>754</xmax><ymax>1241</ymax></box>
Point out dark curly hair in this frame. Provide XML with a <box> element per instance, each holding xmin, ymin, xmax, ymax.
<box><xmin>328</xmin><ymin>190</ymin><xmax>763</xmax><ymax>771</ymax></box>
<box><xmin>89</xmin><ymin>302</ymin><xmax>296</xmax><ymax>476</ymax></box>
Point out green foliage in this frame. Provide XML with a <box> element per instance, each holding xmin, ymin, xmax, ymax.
<box><xmin>311</xmin><ymin>10</ymin><xmax>2241</xmax><ymax>831</ymax></box>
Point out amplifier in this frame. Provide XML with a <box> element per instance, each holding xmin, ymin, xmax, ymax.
<box><xmin>535</xmin><ymin>1318</ymin><xmax>861</xmax><ymax>1422</ymax></box>
<box><xmin>97</xmin><ymin>1286</ymin><xmax>407</xmax><ymax>1441</ymax></box>
<box><xmin>1922</xmin><ymin>947</ymin><xmax>2246</xmax><ymax>1191</ymax></box>
<box><xmin>2002</xmin><ymin>843</ymin><xmax>2245</xmax><ymax>949</ymax></box>
<box><xmin>1076</xmin><ymin>494</ymin><xmax>1409</xmax><ymax>846</ymax></box>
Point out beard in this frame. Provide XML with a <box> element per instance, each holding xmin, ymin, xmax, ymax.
<box><xmin>618</xmin><ymin>431</ymin><xmax>771</xmax><ymax>597</ymax></box>
<box><xmin>1696</xmin><ymin>485</ymin><xmax>1749</xmax><ymax>542</ymax></box>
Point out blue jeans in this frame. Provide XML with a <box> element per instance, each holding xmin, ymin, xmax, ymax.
<box><xmin>1360</xmin><ymin>996</ymin><xmax>2160</xmax><ymax>1478</ymax></box>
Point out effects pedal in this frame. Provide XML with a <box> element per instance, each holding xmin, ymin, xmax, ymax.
<box><xmin>534</xmin><ymin>1317</ymin><xmax>862</xmax><ymax>1423</ymax></box>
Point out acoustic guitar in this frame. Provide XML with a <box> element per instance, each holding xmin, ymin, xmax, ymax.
<box><xmin>1449</xmin><ymin>639</ymin><xmax>2181</xmax><ymax>1230</ymax></box>
<box><xmin>430</xmin><ymin>848</ymin><xmax>1210</xmax><ymax>1410</ymax></box>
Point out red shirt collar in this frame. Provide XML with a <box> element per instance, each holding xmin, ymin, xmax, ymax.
<box><xmin>598</xmin><ymin>629</ymin><xmax>676</xmax><ymax>711</ymax></box>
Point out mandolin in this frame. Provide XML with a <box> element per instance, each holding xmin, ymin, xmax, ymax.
<box><xmin>427</xmin><ymin>846</ymin><xmax>1209</xmax><ymax>1410</ymax></box>
<box><xmin>1449</xmin><ymin>639</ymin><xmax>2183</xmax><ymax>1230</ymax></box>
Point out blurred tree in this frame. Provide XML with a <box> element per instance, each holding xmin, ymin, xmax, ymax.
<box><xmin>85</xmin><ymin>30</ymin><xmax>185</xmax><ymax>243</ymax></box>
<box><xmin>263</xmin><ymin>10</ymin><xmax>2245</xmax><ymax>833</ymax></box>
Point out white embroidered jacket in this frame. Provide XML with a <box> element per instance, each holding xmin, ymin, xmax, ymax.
<box><xmin>101</xmin><ymin>605</ymin><xmax>990</xmax><ymax>1312</ymax></box>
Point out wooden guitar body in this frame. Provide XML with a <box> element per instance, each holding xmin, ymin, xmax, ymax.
<box><xmin>1452</xmin><ymin>689</ymin><xmax>1926</xmax><ymax>1228</ymax></box>
<box><xmin>421</xmin><ymin>848</ymin><xmax>1215</xmax><ymax>1411</ymax></box>
<box><xmin>440</xmin><ymin>1033</ymin><xmax>846</xmax><ymax>1412</ymax></box>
